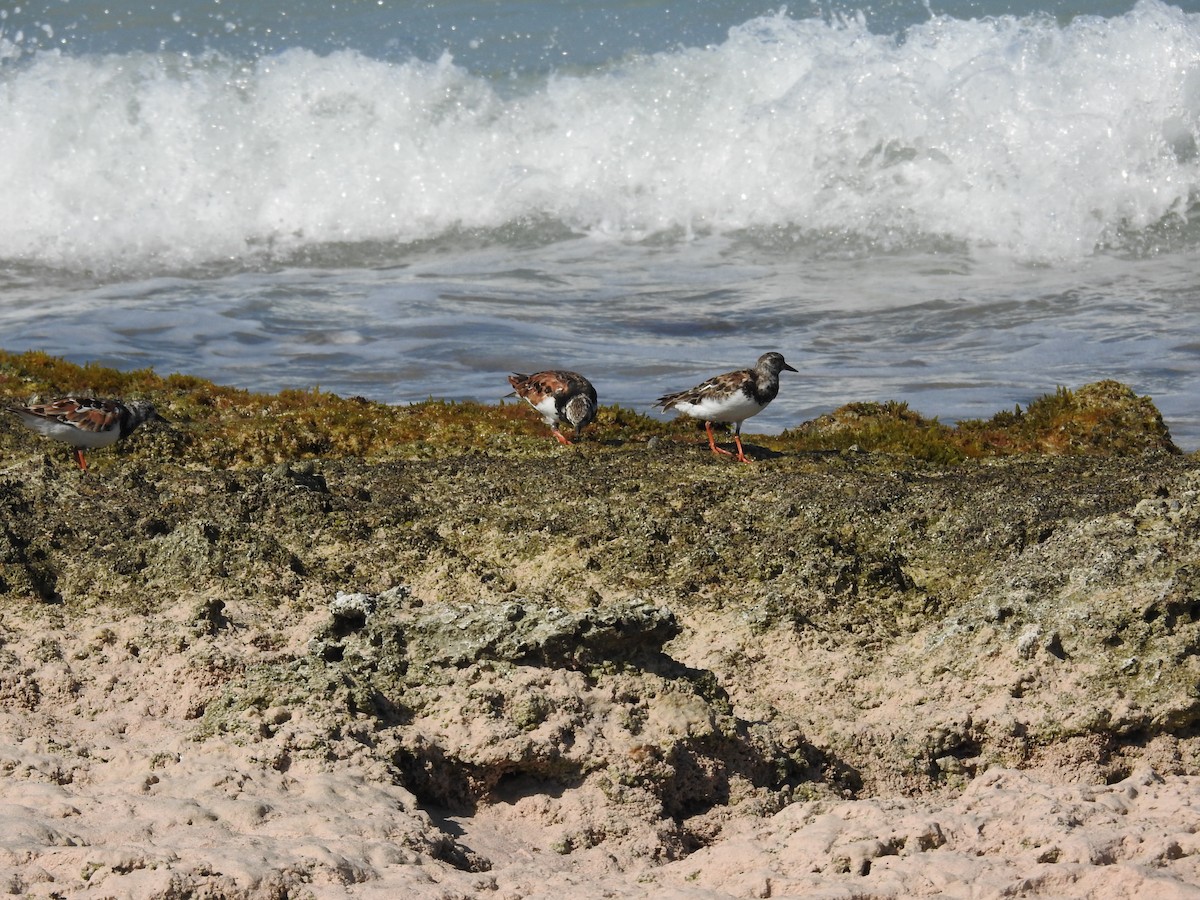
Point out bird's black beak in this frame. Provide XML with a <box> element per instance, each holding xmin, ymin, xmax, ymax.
<box><xmin>784</xmin><ymin>363</ymin><xmax>798</xmax><ymax>373</ymax></box>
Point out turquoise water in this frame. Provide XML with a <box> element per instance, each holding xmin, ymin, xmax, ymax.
<box><xmin>3</xmin><ymin>0</ymin><xmax>1200</xmax><ymax>442</ymax></box>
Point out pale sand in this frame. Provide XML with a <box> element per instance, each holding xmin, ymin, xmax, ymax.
<box><xmin>2</xmin><ymin>604</ymin><xmax>1199</xmax><ymax>899</ymax></box>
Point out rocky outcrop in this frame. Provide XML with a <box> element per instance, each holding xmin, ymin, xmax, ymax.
<box><xmin>2</xmin><ymin>379</ymin><xmax>1200</xmax><ymax>896</ymax></box>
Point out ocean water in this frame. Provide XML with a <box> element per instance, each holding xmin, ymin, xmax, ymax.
<box><xmin>3</xmin><ymin>0</ymin><xmax>1200</xmax><ymax>444</ymax></box>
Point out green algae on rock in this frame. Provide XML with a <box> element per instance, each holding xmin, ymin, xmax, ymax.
<box><xmin>2</xmin><ymin>350</ymin><xmax>1180</xmax><ymax>471</ymax></box>
<box><xmin>786</xmin><ymin>381</ymin><xmax>1178</xmax><ymax>461</ymax></box>
<box><xmin>0</xmin><ymin>349</ymin><xmax>673</xmax><ymax>469</ymax></box>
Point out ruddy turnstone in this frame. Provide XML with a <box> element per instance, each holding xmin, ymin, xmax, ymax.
<box><xmin>654</xmin><ymin>352</ymin><xmax>797</xmax><ymax>463</ymax></box>
<box><xmin>6</xmin><ymin>397</ymin><xmax>170</xmax><ymax>471</ymax></box>
<box><xmin>506</xmin><ymin>370</ymin><xmax>598</xmax><ymax>445</ymax></box>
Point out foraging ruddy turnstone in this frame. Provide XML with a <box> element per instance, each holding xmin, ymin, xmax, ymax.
<box><xmin>654</xmin><ymin>352</ymin><xmax>797</xmax><ymax>463</ymax></box>
<box><xmin>506</xmin><ymin>370</ymin><xmax>598</xmax><ymax>445</ymax></box>
<box><xmin>6</xmin><ymin>397</ymin><xmax>170</xmax><ymax>471</ymax></box>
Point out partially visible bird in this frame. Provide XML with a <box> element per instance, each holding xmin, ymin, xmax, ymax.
<box><xmin>6</xmin><ymin>397</ymin><xmax>171</xmax><ymax>471</ymax></box>
<box><xmin>654</xmin><ymin>352</ymin><xmax>797</xmax><ymax>463</ymax></box>
<box><xmin>506</xmin><ymin>370</ymin><xmax>598</xmax><ymax>445</ymax></box>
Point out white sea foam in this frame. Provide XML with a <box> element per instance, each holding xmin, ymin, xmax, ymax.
<box><xmin>2</xmin><ymin>1</ymin><xmax>1198</xmax><ymax>272</ymax></box>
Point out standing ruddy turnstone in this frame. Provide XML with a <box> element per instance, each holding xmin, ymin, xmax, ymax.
<box><xmin>506</xmin><ymin>370</ymin><xmax>598</xmax><ymax>445</ymax></box>
<box><xmin>654</xmin><ymin>352</ymin><xmax>797</xmax><ymax>463</ymax></box>
<box><xmin>6</xmin><ymin>397</ymin><xmax>170</xmax><ymax>471</ymax></box>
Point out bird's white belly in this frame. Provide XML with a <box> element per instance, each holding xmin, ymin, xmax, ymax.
<box><xmin>16</xmin><ymin>414</ymin><xmax>121</xmax><ymax>449</ymax></box>
<box><xmin>674</xmin><ymin>393</ymin><xmax>762</xmax><ymax>424</ymax></box>
<box><xmin>528</xmin><ymin>395</ymin><xmax>561</xmax><ymax>425</ymax></box>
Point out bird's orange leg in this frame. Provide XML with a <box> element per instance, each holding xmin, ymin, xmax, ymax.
<box><xmin>74</xmin><ymin>448</ymin><xmax>89</xmax><ymax>471</ymax></box>
<box><xmin>733</xmin><ymin>433</ymin><xmax>753</xmax><ymax>464</ymax></box>
<box><xmin>705</xmin><ymin>422</ymin><xmax>734</xmax><ymax>458</ymax></box>
<box><xmin>551</xmin><ymin>427</ymin><xmax>573</xmax><ymax>446</ymax></box>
